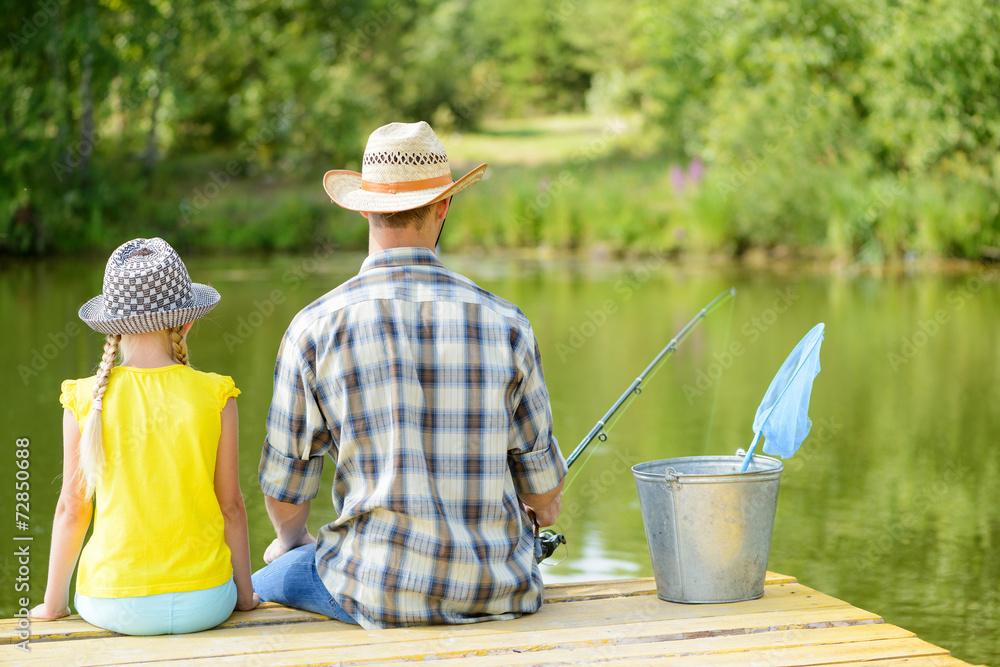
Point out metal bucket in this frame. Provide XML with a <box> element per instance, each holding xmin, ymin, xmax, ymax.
<box><xmin>632</xmin><ymin>453</ymin><xmax>782</xmax><ymax>603</ymax></box>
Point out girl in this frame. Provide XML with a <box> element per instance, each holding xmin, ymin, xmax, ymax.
<box><xmin>31</xmin><ymin>237</ymin><xmax>258</xmax><ymax>634</ymax></box>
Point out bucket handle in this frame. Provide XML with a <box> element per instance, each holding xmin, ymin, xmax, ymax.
<box><xmin>664</xmin><ymin>466</ymin><xmax>681</xmax><ymax>490</ymax></box>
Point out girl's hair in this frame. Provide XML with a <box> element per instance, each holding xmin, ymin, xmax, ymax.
<box><xmin>76</xmin><ymin>325</ymin><xmax>190</xmax><ymax>499</ymax></box>
<box><xmin>169</xmin><ymin>325</ymin><xmax>190</xmax><ymax>366</ymax></box>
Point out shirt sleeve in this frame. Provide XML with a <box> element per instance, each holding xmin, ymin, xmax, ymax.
<box><xmin>60</xmin><ymin>378</ymin><xmax>95</xmax><ymax>426</ymax></box>
<box><xmin>507</xmin><ymin>331</ymin><xmax>568</xmax><ymax>497</ymax></box>
<box><xmin>59</xmin><ymin>379</ymin><xmax>81</xmax><ymax>422</ymax></box>
<box><xmin>215</xmin><ymin>375</ymin><xmax>241</xmax><ymax>411</ymax></box>
<box><xmin>259</xmin><ymin>327</ymin><xmax>333</xmax><ymax>504</ymax></box>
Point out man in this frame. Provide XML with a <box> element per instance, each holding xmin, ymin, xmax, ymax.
<box><xmin>253</xmin><ymin>121</ymin><xmax>567</xmax><ymax>629</ymax></box>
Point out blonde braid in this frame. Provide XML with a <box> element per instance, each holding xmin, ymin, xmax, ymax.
<box><xmin>170</xmin><ymin>325</ymin><xmax>190</xmax><ymax>366</ymax></box>
<box><xmin>77</xmin><ymin>334</ymin><xmax>121</xmax><ymax>499</ymax></box>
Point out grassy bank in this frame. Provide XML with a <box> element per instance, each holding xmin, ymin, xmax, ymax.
<box><xmin>5</xmin><ymin>116</ymin><xmax>998</xmax><ymax>262</ymax></box>
<box><xmin>450</xmin><ymin>150</ymin><xmax>1000</xmax><ymax>264</ymax></box>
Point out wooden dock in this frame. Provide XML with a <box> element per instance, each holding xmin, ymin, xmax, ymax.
<box><xmin>1</xmin><ymin>572</ymin><xmax>979</xmax><ymax>666</ymax></box>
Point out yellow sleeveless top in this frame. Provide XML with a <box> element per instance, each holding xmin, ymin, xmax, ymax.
<box><xmin>60</xmin><ymin>365</ymin><xmax>240</xmax><ymax>598</ymax></box>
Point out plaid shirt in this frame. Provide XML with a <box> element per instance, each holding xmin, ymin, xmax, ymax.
<box><xmin>259</xmin><ymin>247</ymin><xmax>567</xmax><ymax>629</ymax></box>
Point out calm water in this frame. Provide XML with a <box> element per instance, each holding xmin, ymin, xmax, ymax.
<box><xmin>1</xmin><ymin>251</ymin><xmax>997</xmax><ymax>664</ymax></box>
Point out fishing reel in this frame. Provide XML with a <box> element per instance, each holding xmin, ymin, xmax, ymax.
<box><xmin>533</xmin><ymin>522</ymin><xmax>567</xmax><ymax>563</ymax></box>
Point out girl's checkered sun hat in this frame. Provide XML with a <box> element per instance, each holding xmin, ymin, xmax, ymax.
<box><xmin>323</xmin><ymin>121</ymin><xmax>487</xmax><ymax>213</ymax></box>
<box><xmin>79</xmin><ymin>238</ymin><xmax>220</xmax><ymax>335</ymax></box>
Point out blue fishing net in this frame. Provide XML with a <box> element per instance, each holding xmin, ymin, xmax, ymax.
<box><xmin>754</xmin><ymin>323</ymin><xmax>825</xmax><ymax>458</ymax></box>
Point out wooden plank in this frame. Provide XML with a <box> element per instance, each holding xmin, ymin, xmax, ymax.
<box><xmin>491</xmin><ymin>656</ymin><xmax>971</xmax><ymax>667</ymax></box>
<box><xmin>763</xmin><ymin>571</ymin><xmax>798</xmax><ymax>586</ymax></box>
<box><xmin>23</xmin><ymin>582</ymin><xmax>845</xmax><ymax>646</ymax></box>
<box><xmin>113</xmin><ymin>624</ymin><xmax>940</xmax><ymax>667</ymax></box>
<box><xmin>543</xmin><ymin>571</ymin><xmax>796</xmax><ymax>603</ymax></box>
<box><xmin>862</xmin><ymin>659</ymin><xmax>981</xmax><ymax>667</ymax></box>
<box><xmin>0</xmin><ymin>581</ymin><xmax>638</xmax><ymax>643</ymax></box>
<box><xmin>327</xmin><ymin>628</ymin><xmax>946</xmax><ymax>667</ymax></box>
<box><xmin>125</xmin><ymin>608</ymin><xmax>884</xmax><ymax>666</ymax></box>
<box><xmin>658</xmin><ymin>638</ymin><xmax>953</xmax><ymax>667</ymax></box>
<box><xmin>3</xmin><ymin>572</ymin><xmax>974</xmax><ymax>667</ymax></box>
<box><xmin>0</xmin><ymin>573</ymin><xmax>795</xmax><ymax>645</ymax></box>
<box><xmin>0</xmin><ymin>602</ymin><xmax>329</xmax><ymax>645</ymax></box>
<box><xmin>458</xmin><ymin>640</ymin><xmax>957</xmax><ymax>667</ymax></box>
<box><xmin>2</xmin><ymin>586</ymin><xmax>875</xmax><ymax>666</ymax></box>
<box><xmin>0</xmin><ymin>572</ymin><xmax>974</xmax><ymax>667</ymax></box>
<box><xmin>0</xmin><ymin>580</ymin><xmax>828</xmax><ymax>647</ymax></box>
<box><xmin>332</xmin><ymin>624</ymin><xmax>922</xmax><ymax>666</ymax></box>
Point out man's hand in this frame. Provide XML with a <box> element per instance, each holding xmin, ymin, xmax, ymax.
<box><xmin>263</xmin><ymin>530</ymin><xmax>316</xmax><ymax>564</ymax></box>
<box><xmin>519</xmin><ymin>480</ymin><xmax>564</xmax><ymax>528</ymax></box>
<box><xmin>523</xmin><ymin>491</ymin><xmax>562</xmax><ymax>528</ymax></box>
<box><xmin>262</xmin><ymin>495</ymin><xmax>314</xmax><ymax>564</ymax></box>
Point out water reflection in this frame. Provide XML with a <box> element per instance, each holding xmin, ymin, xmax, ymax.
<box><xmin>0</xmin><ymin>252</ymin><xmax>996</xmax><ymax>665</ymax></box>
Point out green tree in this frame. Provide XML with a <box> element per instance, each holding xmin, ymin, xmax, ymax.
<box><xmin>630</xmin><ymin>0</ymin><xmax>999</xmax><ymax>258</ymax></box>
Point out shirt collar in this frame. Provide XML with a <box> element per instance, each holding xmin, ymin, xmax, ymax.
<box><xmin>359</xmin><ymin>247</ymin><xmax>445</xmax><ymax>274</ymax></box>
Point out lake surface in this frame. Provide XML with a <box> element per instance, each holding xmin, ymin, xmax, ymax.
<box><xmin>1</xmin><ymin>251</ymin><xmax>997</xmax><ymax>664</ymax></box>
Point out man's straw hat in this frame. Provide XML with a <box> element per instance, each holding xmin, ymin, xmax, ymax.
<box><xmin>323</xmin><ymin>121</ymin><xmax>487</xmax><ymax>213</ymax></box>
<box><xmin>79</xmin><ymin>237</ymin><xmax>220</xmax><ymax>335</ymax></box>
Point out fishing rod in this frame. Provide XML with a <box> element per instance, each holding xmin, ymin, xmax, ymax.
<box><xmin>535</xmin><ymin>287</ymin><xmax>737</xmax><ymax>562</ymax></box>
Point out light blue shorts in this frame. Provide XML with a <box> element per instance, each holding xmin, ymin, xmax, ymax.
<box><xmin>75</xmin><ymin>578</ymin><xmax>237</xmax><ymax>635</ymax></box>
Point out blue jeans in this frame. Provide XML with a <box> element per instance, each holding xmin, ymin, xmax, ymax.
<box><xmin>251</xmin><ymin>544</ymin><xmax>357</xmax><ymax>624</ymax></box>
<box><xmin>75</xmin><ymin>579</ymin><xmax>236</xmax><ymax>635</ymax></box>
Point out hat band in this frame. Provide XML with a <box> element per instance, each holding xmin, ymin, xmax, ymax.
<box><xmin>360</xmin><ymin>174</ymin><xmax>453</xmax><ymax>194</ymax></box>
